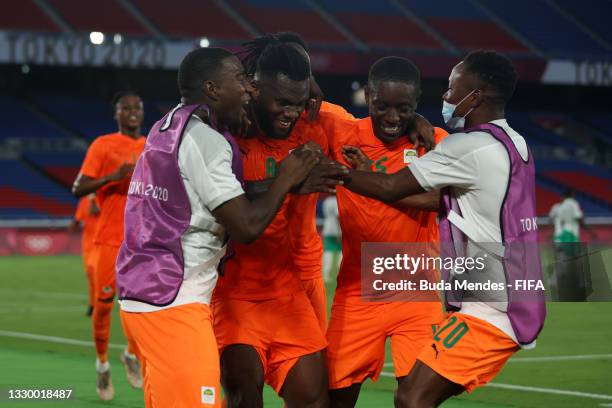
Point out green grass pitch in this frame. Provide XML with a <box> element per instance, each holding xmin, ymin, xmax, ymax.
<box><xmin>0</xmin><ymin>255</ymin><xmax>611</xmax><ymax>407</ymax></box>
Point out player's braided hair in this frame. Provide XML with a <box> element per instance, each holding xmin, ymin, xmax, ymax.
<box><xmin>177</xmin><ymin>47</ymin><xmax>235</xmax><ymax>99</ymax></box>
<box><xmin>240</xmin><ymin>34</ymin><xmax>310</xmax><ymax>81</ymax></box>
<box><xmin>274</xmin><ymin>31</ymin><xmax>309</xmax><ymax>52</ymax></box>
<box><xmin>463</xmin><ymin>50</ymin><xmax>517</xmax><ymax>104</ymax></box>
<box><xmin>110</xmin><ymin>91</ymin><xmax>140</xmax><ymax>118</ymax></box>
<box><xmin>368</xmin><ymin>56</ymin><xmax>421</xmax><ymax>89</ymax></box>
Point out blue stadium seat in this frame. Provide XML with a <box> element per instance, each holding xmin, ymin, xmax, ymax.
<box><xmin>0</xmin><ymin>159</ymin><xmax>75</xmax><ymax>206</ymax></box>
<box><xmin>484</xmin><ymin>0</ymin><xmax>608</xmax><ymax>58</ymax></box>
<box><xmin>554</xmin><ymin>0</ymin><xmax>612</xmax><ymax>44</ymax></box>
<box><xmin>30</xmin><ymin>94</ymin><xmax>116</xmax><ymax>141</ymax></box>
<box><xmin>402</xmin><ymin>0</ymin><xmax>486</xmax><ymax>19</ymax></box>
<box><xmin>0</xmin><ymin>96</ymin><xmax>69</xmax><ymax>141</ymax></box>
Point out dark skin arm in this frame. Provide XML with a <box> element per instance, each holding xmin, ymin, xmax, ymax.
<box><xmin>211</xmin><ymin>142</ymin><xmax>327</xmax><ymax>244</ymax></box>
<box><xmin>72</xmin><ymin>162</ymin><xmax>135</xmax><ymax>197</ymax></box>
<box><xmin>341</xmin><ymin>145</ymin><xmax>437</xmax><ymax>210</ymax></box>
<box><xmin>343</xmin><ymin>166</ymin><xmax>425</xmax><ymax>203</ymax></box>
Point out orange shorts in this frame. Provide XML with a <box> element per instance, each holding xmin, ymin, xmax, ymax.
<box><xmin>327</xmin><ymin>298</ymin><xmax>443</xmax><ymax>389</ymax></box>
<box><xmin>93</xmin><ymin>243</ymin><xmax>119</xmax><ymax>300</ymax></box>
<box><xmin>120</xmin><ymin>303</ymin><xmax>221</xmax><ymax>407</ymax></box>
<box><xmin>212</xmin><ymin>291</ymin><xmax>327</xmax><ymax>393</ymax></box>
<box><xmin>301</xmin><ymin>277</ymin><xmax>328</xmax><ymax>332</ymax></box>
<box><xmin>417</xmin><ymin>312</ymin><xmax>519</xmax><ymax>392</ymax></box>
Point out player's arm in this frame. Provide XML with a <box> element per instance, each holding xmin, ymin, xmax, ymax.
<box><xmin>341</xmin><ymin>145</ymin><xmax>437</xmax><ymax>209</ymax></box>
<box><xmin>343</xmin><ymin>165</ymin><xmax>424</xmax><ymax>203</ymax></box>
<box><xmin>72</xmin><ymin>162</ymin><xmax>134</xmax><ymax>197</ymax></box>
<box><xmin>212</xmin><ymin>143</ymin><xmax>340</xmax><ymax>244</ymax></box>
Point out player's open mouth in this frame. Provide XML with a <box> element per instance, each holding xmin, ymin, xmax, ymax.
<box><xmin>277</xmin><ymin>120</ymin><xmax>292</xmax><ymax>130</ymax></box>
<box><xmin>382</xmin><ymin>126</ymin><xmax>401</xmax><ymax>134</ymax></box>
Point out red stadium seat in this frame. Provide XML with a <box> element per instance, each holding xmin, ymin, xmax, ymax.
<box><xmin>228</xmin><ymin>0</ymin><xmax>350</xmax><ymax>46</ymax></box>
<box><xmin>0</xmin><ymin>187</ymin><xmax>74</xmax><ymax>216</ymax></box>
<box><xmin>426</xmin><ymin>18</ymin><xmax>529</xmax><ymax>53</ymax></box>
<box><xmin>0</xmin><ymin>0</ymin><xmax>60</xmax><ymax>32</ymax></box>
<box><xmin>46</xmin><ymin>0</ymin><xmax>150</xmax><ymax>35</ymax></box>
<box><xmin>130</xmin><ymin>0</ymin><xmax>250</xmax><ymax>39</ymax></box>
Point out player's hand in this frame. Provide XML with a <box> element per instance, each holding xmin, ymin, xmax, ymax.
<box><xmin>306</xmin><ymin>76</ymin><xmax>324</xmax><ymax>122</ymax></box>
<box><xmin>89</xmin><ymin>200</ymin><xmax>100</xmax><ymax>216</ymax></box>
<box><xmin>277</xmin><ymin>142</ymin><xmax>322</xmax><ymax>187</ymax></box>
<box><xmin>408</xmin><ymin>113</ymin><xmax>435</xmax><ymax>151</ymax></box>
<box><xmin>67</xmin><ymin>219</ymin><xmax>80</xmax><ymax>233</ymax></box>
<box><xmin>294</xmin><ymin>159</ymin><xmax>349</xmax><ymax>194</ymax></box>
<box><xmin>341</xmin><ymin>146</ymin><xmax>371</xmax><ymax>171</ymax></box>
<box><xmin>108</xmin><ymin>162</ymin><xmax>135</xmax><ymax>182</ymax></box>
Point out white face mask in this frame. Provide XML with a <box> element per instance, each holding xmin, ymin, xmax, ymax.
<box><xmin>441</xmin><ymin>89</ymin><xmax>476</xmax><ymax>130</ymax></box>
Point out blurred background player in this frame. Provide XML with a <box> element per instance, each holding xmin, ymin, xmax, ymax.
<box><xmin>72</xmin><ymin>91</ymin><xmax>145</xmax><ymax>400</ymax></box>
<box><xmin>117</xmin><ymin>47</ymin><xmax>322</xmax><ymax>408</ymax></box>
<box><xmin>341</xmin><ymin>50</ymin><xmax>546</xmax><ymax>407</ymax></box>
<box><xmin>549</xmin><ymin>188</ymin><xmax>586</xmax><ymax>243</ymax></box>
<box><xmin>549</xmin><ymin>189</ymin><xmax>593</xmax><ymax>300</ymax></box>
<box><xmin>321</xmin><ymin>195</ymin><xmax>341</xmax><ymax>283</ymax></box>
<box><xmin>319</xmin><ymin>56</ymin><xmax>445</xmax><ymax>407</ymax></box>
<box><xmin>69</xmin><ymin>193</ymin><xmax>100</xmax><ymax>317</ymax></box>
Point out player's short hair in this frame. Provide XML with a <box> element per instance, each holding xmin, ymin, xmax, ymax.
<box><xmin>462</xmin><ymin>50</ymin><xmax>517</xmax><ymax>104</ymax></box>
<box><xmin>110</xmin><ymin>91</ymin><xmax>140</xmax><ymax>118</ymax></box>
<box><xmin>368</xmin><ymin>56</ymin><xmax>421</xmax><ymax>89</ymax></box>
<box><xmin>177</xmin><ymin>47</ymin><xmax>235</xmax><ymax>99</ymax></box>
<box><xmin>240</xmin><ymin>34</ymin><xmax>310</xmax><ymax>81</ymax></box>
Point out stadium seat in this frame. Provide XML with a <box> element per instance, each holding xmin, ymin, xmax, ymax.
<box><xmin>315</xmin><ymin>0</ymin><xmax>443</xmax><ymax>50</ymax></box>
<box><xmin>0</xmin><ymin>97</ymin><xmax>70</xmax><ymax>141</ymax></box>
<box><xmin>402</xmin><ymin>0</ymin><xmax>530</xmax><ymax>53</ymax></box>
<box><xmin>554</xmin><ymin>0</ymin><xmax>612</xmax><ymax>44</ymax></box>
<box><xmin>21</xmin><ymin>151</ymin><xmax>85</xmax><ymax>188</ymax></box>
<box><xmin>46</xmin><ymin>0</ymin><xmax>150</xmax><ymax>36</ymax></box>
<box><xmin>483</xmin><ymin>0</ymin><xmax>609</xmax><ymax>58</ymax></box>
<box><xmin>0</xmin><ymin>0</ymin><xmax>60</xmax><ymax>33</ymax></box>
<box><xmin>0</xmin><ymin>160</ymin><xmax>76</xmax><ymax>217</ymax></box>
<box><xmin>228</xmin><ymin>0</ymin><xmax>350</xmax><ymax>47</ymax></box>
<box><xmin>130</xmin><ymin>0</ymin><xmax>251</xmax><ymax>40</ymax></box>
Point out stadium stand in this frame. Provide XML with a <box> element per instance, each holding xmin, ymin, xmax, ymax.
<box><xmin>45</xmin><ymin>0</ymin><xmax>150</xmax><ymax>36</ymax></box>
<box><xmin>129</xmin><ymin>0</ymin><xmax>251</xmax><ymax>40</ymax></box>
<box><xmin>0</xmin><ymin>0</ymin><xmax>60</xmax><ymax>33</ymax></box>
<box><xmin>402</xmin><ymin>0</ymin><xmax>530</xmax><ymax>54</ymax></box>
<box><xmin>553</xmin><ymin>0</ymin><xmax>612</xmax><ymax>44</ymax></box>
<box><xmin>0</xmin><ymin>159</ymin><xmax>75</xmax><ymax>218</ymax></box>
<box><xmin>0</xmin><ymin>96</ymin><xmax>69</xmax><ymax>141</ymax></box>
<box><xmin>481</xmin><ymin>0</ymin><xmax>609</xmax><ymax>58</ymax></box>
<box><xmin>315</xmin><ymin>0</ymin><xmax>443</xmax><ymax>50</ymax></box>
<box><xmin>29</xmin><ymin>94</ymin><xmax>117</xmax><ymax>141</ymax></box>
<box><xmin>227</xmin><ymin>0</ymin><xmax>350</xmax><ymax>47</ymax></box>
<box><xmin>21</xmin><ymin>151</ymin><xmax>85</xmax><ymax>188</ymax></box>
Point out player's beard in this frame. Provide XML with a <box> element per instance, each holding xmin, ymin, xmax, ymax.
<box><xmin>253</xmin><ymin>103</ymin><xmax>294</xmax><ymax>140</ymax></box>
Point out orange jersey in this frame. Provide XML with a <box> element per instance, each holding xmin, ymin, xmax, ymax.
<box><xmin>74</xmin><ymin>196</ymin><xmax>99</xmax><ymax>255</ymax></box>
<box><xmin>326</xmin><ymin>117</ymin><xmax>447</xmax><ymax>299</ymax></box>
<box><xmin>79</xmin><ymin>132</ymin><xmax>145</xmax><ymax>246</ymax></box>
<box><xmin>214</xmin><ymin>120</ymin><xmax>328</xmax><ymax>300</ymax></box>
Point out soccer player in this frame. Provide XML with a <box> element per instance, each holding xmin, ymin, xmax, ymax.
<box><xmin>339</xmin><ymin>50</ymin><xmax>546</xmax><ymax>407</ymax></box>
<box><xmin>72</xmin><ymin>91</ymin><xmax>146</xmax><ymax>400</ymax></box>
<box><xmin>116</xmin><ymin>47</ymin><xmax>323</xmax><ymax>408</ymax></box>
<box><xmin>211</xmin><ymin>38</ymin><xmax>332</xmax><ymax>406</ymax></box>
<box><xmin>549</xmin><ymin>188</ymin><xmax>586</xmax><ymax>243</ymax></box>
<box><xmin>318</xmin><ymin>57</ymin><xmax>446</xmax><ymax>407</ymax></box>
<box><xmin>71</xmin><ymin>193</ymin><xmax>100</xmax><ymax>316</ymax></box>
<box><xmin>321</xmin><ymin>195</ymin><xmax>341</xmax><ymax>283</ymax></box>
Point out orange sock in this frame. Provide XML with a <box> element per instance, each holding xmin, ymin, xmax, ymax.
<box><xmin>86</xmin><ymin>264</ymin><xmax>95</xmax><ymax>308</ymax></box>
<box><xmin>92</xmin><ymin>299</ymin><xmax>113</xmax><ymax>362</ymax></box>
